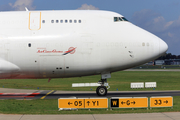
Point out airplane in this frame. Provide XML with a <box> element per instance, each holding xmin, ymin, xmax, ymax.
<box><xmin>0</xmin><ymin>10</ymin><xmax>168</xmax><ymax>96</ymax></box>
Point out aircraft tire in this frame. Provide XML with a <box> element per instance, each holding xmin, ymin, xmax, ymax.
<box><xmin>96</xmin><ymin>86</ymin><xmax>107</xmax><ymax>96</ymax></box>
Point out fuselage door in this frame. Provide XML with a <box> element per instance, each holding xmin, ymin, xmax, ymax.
<box><xmin>29</xmin><ymin>12</ymin><xmax>41</xmax><ymax>30</ymax></box>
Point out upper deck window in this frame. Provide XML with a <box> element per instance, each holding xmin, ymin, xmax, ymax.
<box><xmin>48</xmin><ymin>19</ymin><xmax>82</xmax><ymax>24</ymax></box>
<box><xmin>114</xmin><ymin>17</ymin><xmax>128</xmax><ymax>22</ymax></box>
<box><xmin>42</xmin><ymin>20</ymin><xmax>45</xmax><ymax>23</ymax></box>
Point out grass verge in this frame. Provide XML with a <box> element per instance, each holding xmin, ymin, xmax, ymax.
<box><xmin>0</xmin><ymin>71</ymin><xmax>180</xmax><ymax>91</ymax></box>
<box><xmin>0</xmin><ymin>96</ymin><xmax>180</xmax><ymax>114</ymax></box>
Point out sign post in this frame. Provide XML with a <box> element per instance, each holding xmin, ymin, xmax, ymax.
<box><xmin>58</xmin><ymin>98</ymin><xmax>85</xmax><ymax>109</ymax></box>
<box><xmin>58</xmin><ymin>98</ymin><xmax>108</xmax><ymax>110</ymax></box>
<box><xmin>85</xmin><ymin>98</ymin><xmax>108</xmax><ymax>109</ymax></box>
<box><xmin>111</xmin><ymin>97</ymin><xmax>148</xmax><ymax>109</ymax></box>
<box><xmin>150</xmin><ymin>96</ymin><xmax>173</xmax><ymax>108</ymax></box>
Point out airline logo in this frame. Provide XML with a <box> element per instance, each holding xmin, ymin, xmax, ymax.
<box><xmin>37</xmin><ymin>47</ymin><xmax>76</xmax><ymax>55</ymax></box>
<box><xmin>37</xmin><ymin>49</ymin><xmax>63</xmax><ymax>53</ymax></box>
<box><xmin>63</xmin><ymin>47</ymin><xmax>76</xmax><ymax>55</ymax></box>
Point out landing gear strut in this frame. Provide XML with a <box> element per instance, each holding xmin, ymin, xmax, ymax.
<box><xmin>71</xmin><ymin>73</ymin><xmax>111</xmax><ymax>96</ymax></box>
<box><xmin>96</xmin><ymin>79</ymin><xmax>108</xmax><ymax>96</ymax></box>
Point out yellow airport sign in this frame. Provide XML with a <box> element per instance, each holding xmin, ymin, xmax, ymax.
<box><xmin>58</xmin><ymin>98</ymin><xmax>108</xmax><ymax>109</ymax></box>
<box><xmin>85</xmin><ymin>98</ymin><xmax>108</xmax><ymax>108</ymax></box>
<box><xmin>58</xmin><ymin>98</ymin><xmax>84</xmax><ymax>108</ymax></box>
<box><xmin>150</xmin><ymin>96</ymin><xmax>173</xmax><ymax>108</ymax></box>
<box><xmin>111</xmin><ymin>97</ymin><xmax>148</xmax><ymax>108</ymax></box>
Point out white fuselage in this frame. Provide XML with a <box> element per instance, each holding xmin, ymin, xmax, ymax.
<box><xmin>0</xmin><ymin>10</ymin><xmax>168</xmax><ymax>79</ymax></box>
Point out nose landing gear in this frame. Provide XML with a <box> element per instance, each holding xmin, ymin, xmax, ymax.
<box><xmin>96</xmin><ymin>79</ymin><xmax>109</xmax><ymax>96</ymax></box>
<box><xmin>72</xmin><ymin>72</ymin><xmax>111</xmax><ymax>96</ymax></box>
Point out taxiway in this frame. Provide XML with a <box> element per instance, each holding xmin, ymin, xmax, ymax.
<box><xmin>0</xmin><ymin>88</ymin><xmax>180</xmax><ymax>99</ymax></box>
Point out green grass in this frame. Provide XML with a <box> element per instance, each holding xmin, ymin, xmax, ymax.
<box><xmin>0</xmin><ymin>71</ymin><xmax>180</xmax><ymax>114</ymax></box>
<box><xmin>0</xmin><ymin>96</ymin><xmax>180</xmax><ymax>114</ymax></box>
<box><xmin>0</xmin><ymin>71</ymin><xmax>180</xmax><ymax>91</ymax></box>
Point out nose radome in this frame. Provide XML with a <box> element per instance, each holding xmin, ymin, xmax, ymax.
<box><xmin>159</xmin><ymin>39</ymin><xmax>168</xmax><ymax>56</ymax></box>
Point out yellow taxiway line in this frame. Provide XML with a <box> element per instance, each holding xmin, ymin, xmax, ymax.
<box><xmin>41</xmin><ymin>90</ymin><xmax>54</xmax><ymax>99</ymax></box>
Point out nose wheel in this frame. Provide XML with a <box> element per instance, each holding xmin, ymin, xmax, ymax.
<box><xmin>96</xmin><ymin>78</ymin><xmax>109</xmax><ymax>96</ymax></box>
<box><xmin>96</xmin><ymin>86</ymin><xmax>107</xmax><ymax>96</ymax></box>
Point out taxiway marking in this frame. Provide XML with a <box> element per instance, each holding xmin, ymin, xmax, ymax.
<box><xmin>41</xmin><ymin>90</ymin><xmax>54</xmax><ymax>99</ymax></box>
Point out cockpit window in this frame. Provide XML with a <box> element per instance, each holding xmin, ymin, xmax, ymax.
<box><xmin>121</xmin><ymin>17</ymin><xmax>128</xmax><ymax>21</ymax></box>
<box><xmin>119</xmin><ymin>17</ymin><xmax>123</xmax><ymax>21</ymax></box>
<box><xmin>114</xmin><ymin>17</ymin><xmax>128</xmax><ymax>22</ymax></box>
<box><xmin>114</xmin><ymin>17</ymin><xmax>118</xmax><ymax>22</ymax></box>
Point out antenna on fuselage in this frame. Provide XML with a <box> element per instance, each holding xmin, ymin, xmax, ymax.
<box><xmin>25</xmin><ymin>7</ymin><xmax>29</xmax><ymax>11</ymax></box>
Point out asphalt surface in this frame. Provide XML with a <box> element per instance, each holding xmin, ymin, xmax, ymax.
<box><xmin>0</xmin><ymin>88</ymin><xmax>180</xmax><ymax>99</ymax></box>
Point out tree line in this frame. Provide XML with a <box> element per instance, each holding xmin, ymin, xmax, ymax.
<box><xmin>156</xmin><ymin>53</ymin><xmax>180</xmax><ymax>60</ymax></box>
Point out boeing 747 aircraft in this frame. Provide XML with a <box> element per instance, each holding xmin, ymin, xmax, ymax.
<box><xmin>0</xmin><ymin>10</ymin><xmax>168</xmax><ymax>96</ymax></box>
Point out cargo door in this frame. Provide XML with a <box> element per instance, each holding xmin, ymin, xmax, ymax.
<box><xmin>39</xmin><ymin>56</ymin><xmax>64</xmax><ymax>78</ymax></box>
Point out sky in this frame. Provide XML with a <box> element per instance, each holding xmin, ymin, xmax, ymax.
<box><xmin>0</xmin><ymin>0</ymin><xmax>180</xmax><ymax>55</ymax></box>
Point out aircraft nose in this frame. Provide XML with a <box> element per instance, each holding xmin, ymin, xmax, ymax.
<box><xmin>159</xmin><ymin>39</ymin><xmax>168</xmax><ymax>56</ymax></box>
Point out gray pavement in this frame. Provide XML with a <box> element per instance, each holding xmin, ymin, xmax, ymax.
<box><xmin>1</xmin><ymin>88</ymin><xmax>180</xmax><ymax>99</ymax></box>
<box><xmin>1</xmin><ymin>88</ymin><xmax>180</xmax><ymax>94</ymax></box>
<box><xmin>0</xmin><ymin>112</ymin><xmax>180</xmax><ymax>120</ymax></box>
<box><xmin>0</xmin><ymin>88</ymin><xmax>40</xmax><ymax>93</ymax></box>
